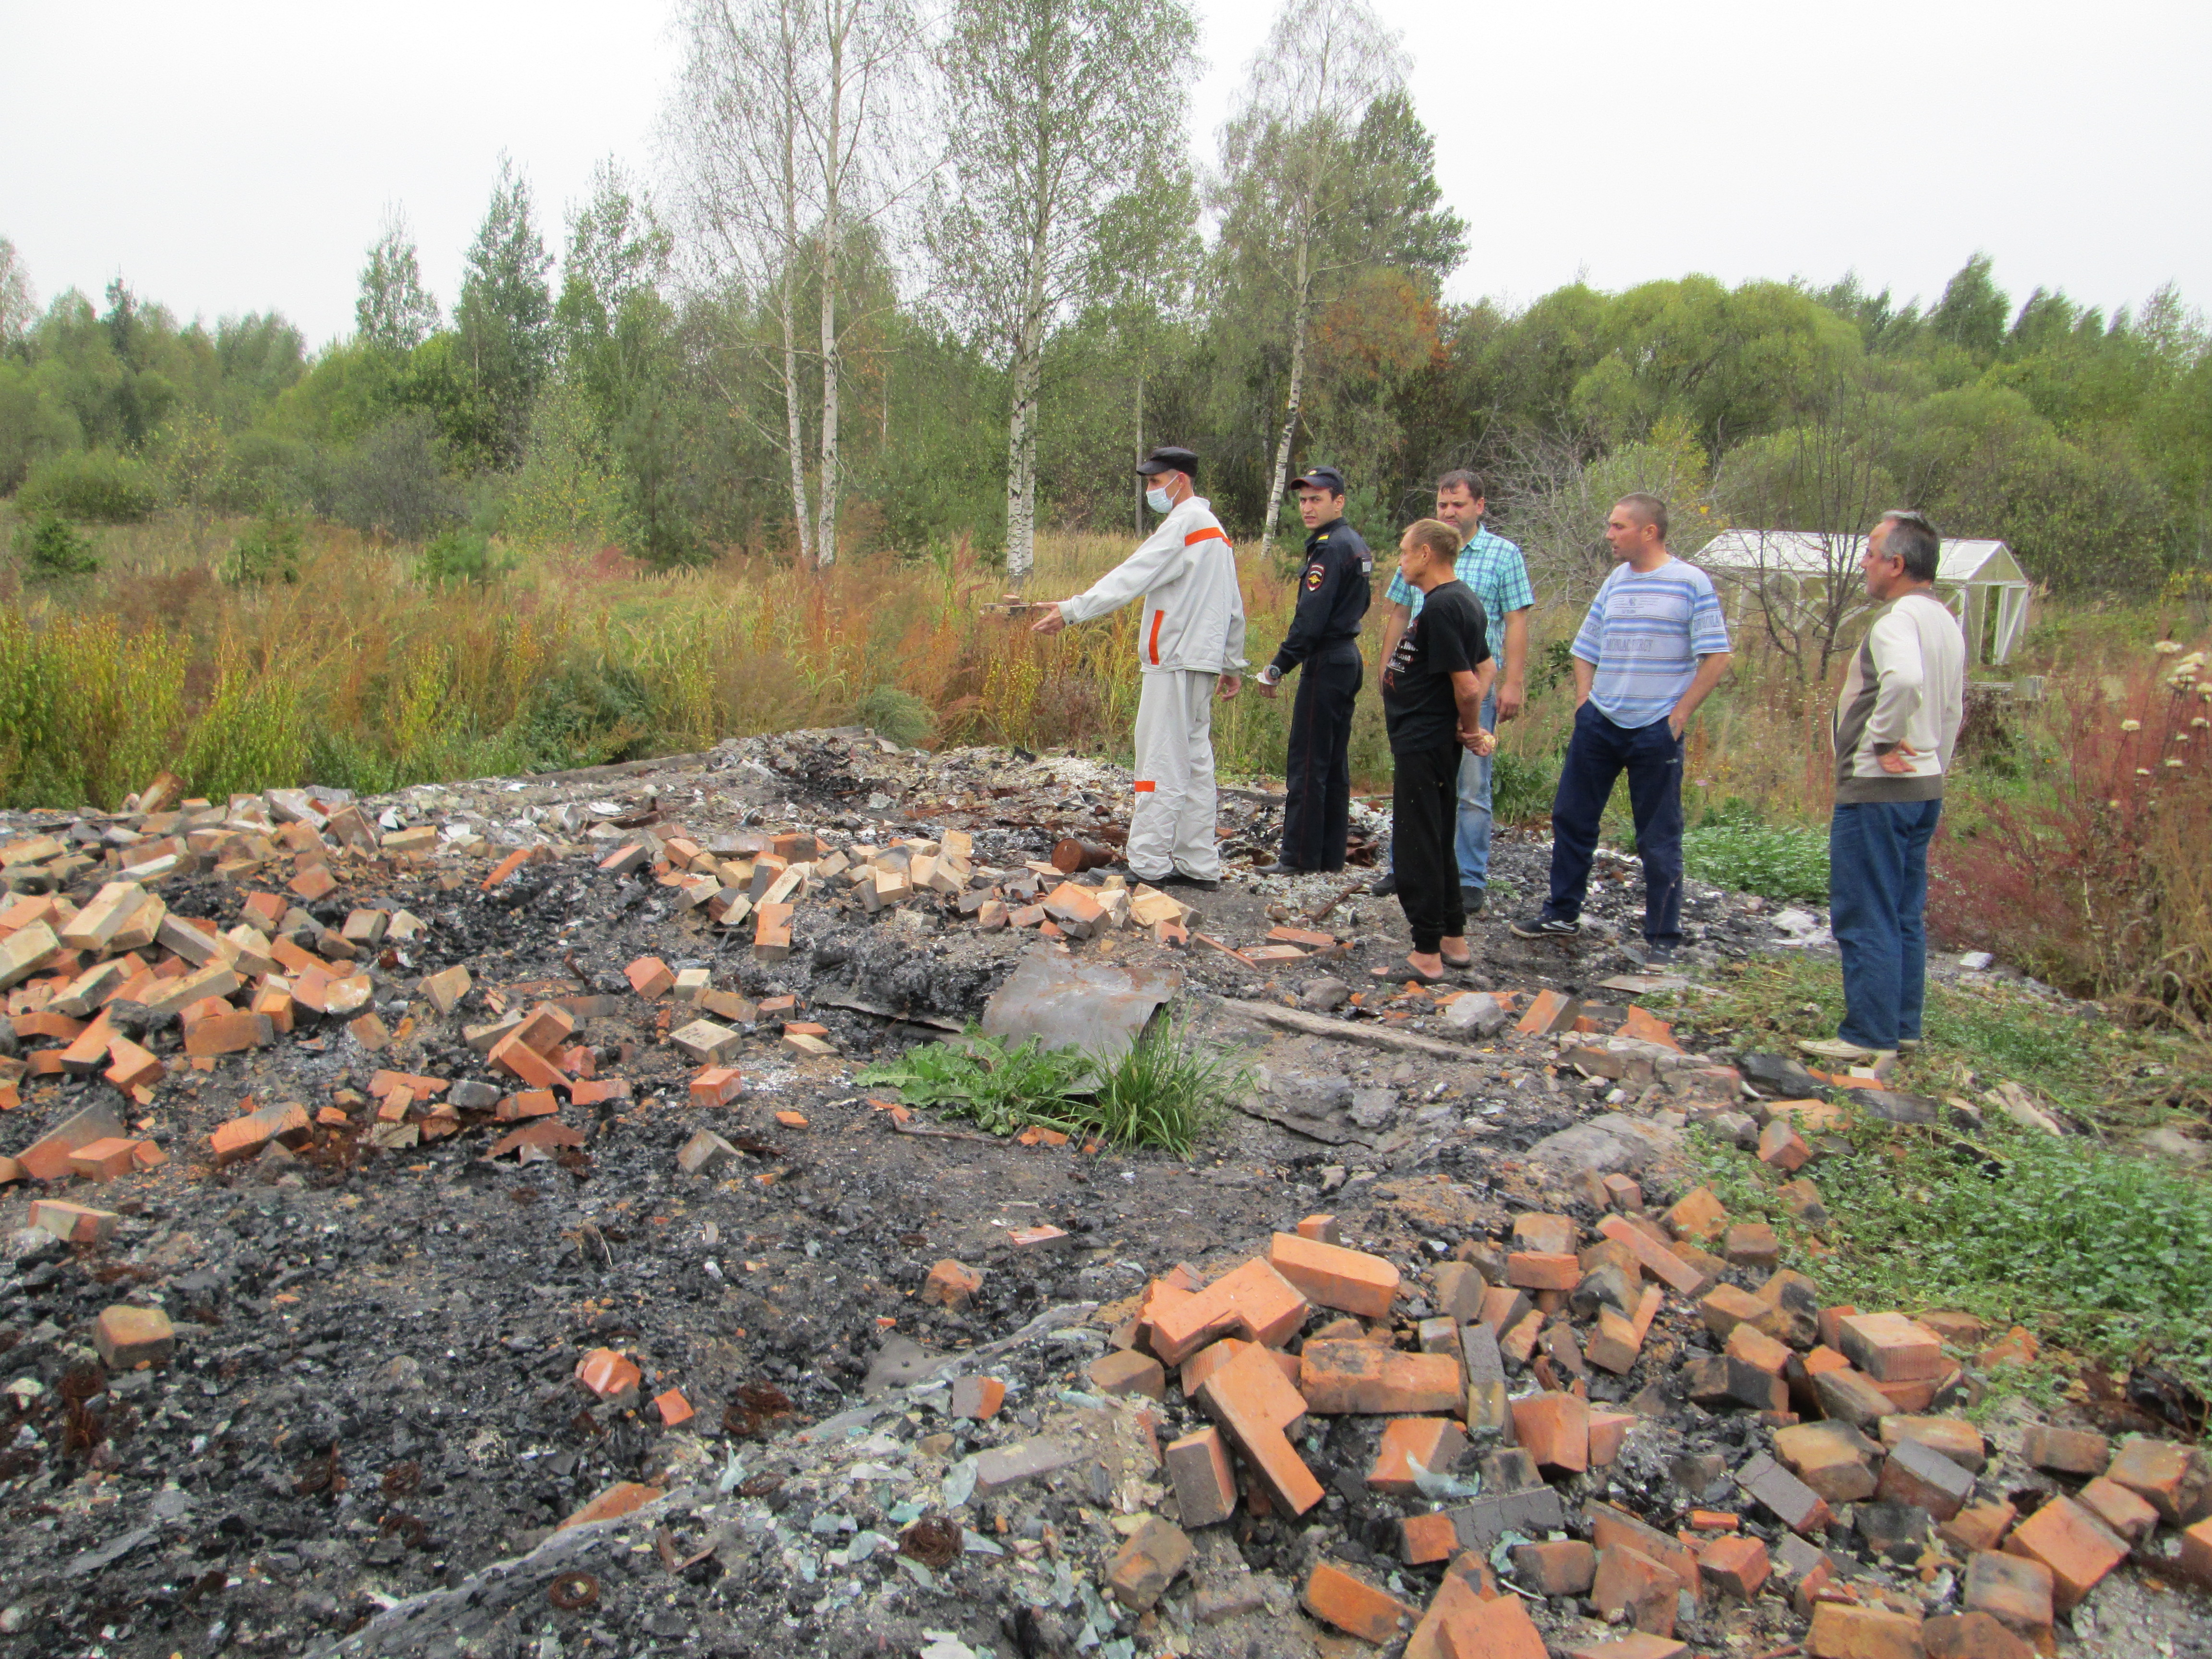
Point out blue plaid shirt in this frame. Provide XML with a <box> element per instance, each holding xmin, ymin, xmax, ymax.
<box><xmin>1387</xmin><ymin>525</ymin><xmax>1534</xmax><ymax>633</ymax></box>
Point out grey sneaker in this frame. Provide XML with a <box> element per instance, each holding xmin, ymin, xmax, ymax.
<box><xmin>1621</xmin><ymin>940</ymin><xmax>1678</xmax><ymax>967</ymax></box>
<box><xmin>1460</xmin><ymin>885</ymin><xmax>1486</xmax><ymax>916</ymax></box>
<box><xmin>1509</xmin><ymin>914</ymin><xmax>1580</xmax><ymax>940</ymax></box>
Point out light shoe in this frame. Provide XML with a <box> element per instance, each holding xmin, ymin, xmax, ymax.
<box><xmin>1798</xmin><ymin>1036</ymin><xmax>1898</xmax><ymax>1065</ymax></box>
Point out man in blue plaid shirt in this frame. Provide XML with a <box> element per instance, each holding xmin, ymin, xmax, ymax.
<box><xmin>1372</xmin><ymin>470</ymin><xmax>1533</xmax><ymax>914</ymax></box>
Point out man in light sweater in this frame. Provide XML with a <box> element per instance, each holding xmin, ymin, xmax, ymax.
<box><xmin>1031</xmin><ymin>446</ymin><xmax>1246</xmax><ymax>889</ymax></box>
<box><xmin>1802</xmin><ymin>510</ymin><xmax>1966</xmax><ymax>1065</ymax></box>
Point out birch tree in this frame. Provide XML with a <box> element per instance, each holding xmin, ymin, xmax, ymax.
<box><xmin>931</xmin><ymin>0</ymin><xmax>1195</xmax><ymax>583</ymax></box>
<box><xmin>1213</xmin><ymin>0</ymin><xmax>1441</xmax><ymax>557</ymax></box>
<box><xmin>668</xmin><ymin>0</ymin><xmax>923</xmax><ymax>567</ymax></box>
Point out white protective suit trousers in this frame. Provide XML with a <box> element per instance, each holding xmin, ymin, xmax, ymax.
<box><xmin>1129</xmin><ymin>669</ymin><xmax>1222</xmax><ymax>881</ymax></box>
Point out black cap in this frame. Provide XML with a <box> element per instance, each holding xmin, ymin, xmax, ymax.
<box><xmin>1290</xmin><ymin>465</ymin><xmax>1346</xmax><ymax>496</ymax></box>
<box><xmin>1136</xmin><ymin>445</ymin><xmax>1199</xmax><ymax>479</ymax></box>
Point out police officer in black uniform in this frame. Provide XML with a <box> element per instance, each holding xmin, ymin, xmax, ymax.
<box><xmin>1255</xmin><ymin>466</ymin><xmax>1371</xmax><ymax>873</ymax></box>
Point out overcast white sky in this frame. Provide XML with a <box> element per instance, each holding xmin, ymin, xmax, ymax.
<box><xmin>4</xmin><ymin>0</ymin><xmax>2208</xmax><ymax>348</ymax></box>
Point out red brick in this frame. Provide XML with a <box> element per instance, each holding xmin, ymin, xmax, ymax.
<box><xmin>922</xmin><ymin>1258</ymin><xmax>983</xmax><ymax>1309</ymax></box>
<box><xmin>1599</xmin><ymin>1214</ymin><xmax>1705</xmax><ymax>1293</ymax></box>
<box><xmin>1726</xmin><ymin>1321</ymin><xmax>1792</xmax><ymax>1376</ymax></box>
<box><xmin>94</xmin><ymin>1304</ymin><xmax>175</xmax><ymax>1368</ymax></box>
<box><xmin>1664</xmin><ymin>1186</ymin><xmax>1728</xmax><ymax>1242</ymax></box>
<box><xmin>1513</xmin><ymin>989</ymin><xmax>1578</xmax><ymax>1035</ymax></box>
<box><xmin>1697</xmin><ymin>1534</ymin><xmax>1768</xmax><ymax>1599</ymax></box>
<box><xmin>183</xmin><ymin>1010</ymin><xmax>272</xmax><ymax>1057</ymax></box>
<box><xmin>1963</xmin><ymin>1550</ymin><xmax>2053</xmax><ymax>1641</ymax></box>
<box><xmin>1299</xmin><ymin>1340</ymin><xmax>1460</xmax><ymax>1415</ymax></box>
<box><xmin>490</xmin><ymin>1030</ymin><xmax>568</xmax><ymax>1090</ymax></box>
<box><xmin>652</xmin><ymin>1388</ymin><xmax>693</xmax><ymax>1427</ymax></box>
<box><xmin>1877</xmin><ymin>1436</ymin><xmax>1976</xmax><ymax>1520</ymax></box>
<box><xmin>1401</xmin><ymin>1510</ymin><xmax>1459</xmax><ymax>1565</ymax></box>
<box><xmin>689</xmin><ymin>1066</ymin><xmax>744</xmax><ymax>1106</ymax></box>
<box><xmin>65</xmin><ymin>1137</ymin><xmax>139</xmax><ymax>1181</ymax></box>
<box><xmin>208</xmin><ymin>1101</ymin><xmax>311</xmax><ymax>1160</ymax></box>
<box><xmin>1939</xmin><ymin>1500</ymin><xmax>2018</xmax><ymax>1555</ymax></box>
<box><xmin>575</xmin><ymin>1347</ymin><xmax>642</xmax><ymax>1398</ymax></box>
<box><xmin>514</xmin><ymin>1002</ymin><xmax>577</xmax><ymax>1055</ymax></box>
<box><xmin>950</xmin><ymin>1374</ymin><xmax>1005</xmax><ymax>1419</ymax></box>
<box><xmin>2105</xmin><ymin>1435</ymin><xmax>2212</xmax><ymax>1527</ymax></box>
<box><xmin>1723</xmin><ymin>1221</ymin><xmax>1781</xmax><ymax>1268</ymax></box>
<box><xmin>1589</xmin><ymin>1408</ymin><xmax>1636</xmax><ymax>1467</ymax></box>
<box><xmin>1107</xmin><ymin>1515</ymin><xmax>1192</xmax><ymax>1611</ymax></box>
<box><xmin>1806</xmin><ymin>1603</ymin><xmax>1923</xmax><ymax>1659</ymax></box>
<box><xmin>1148</xmin><ymin>1257</ymin><xmax>1309</xmax><ymax>1364</ymax></box>
<box><xmin>288</xmin><ymin>862</ymin><xmax>337</xmax><ymax>901</ymax></box>
<box><xmin>2179</xmin><ymin>1516</ymin><xmax>2212</xmax><ymax>1584</ymax></box>
<box><xmin>1837</xmin><ymin>1311</ymin><xmax>1946</xmax><ymax>1382</ymax></box>
<box><xmin>1510</xmin><ymin>1539</ymin><xmax>1595</xmax><ymax>1596</ymax></box>
<box><xmin>1295</xmin><ymin>1213</ymin><xmax>1340</xmax><ymax>1243</ymax></box>
<box><xmin>1759</xmin><ymin>1117</ymin><xmax>1813</xmax><ymax>1171</ymax></box>
<box><xmin>29</xmin><ymin>1198</ymin><xmax>118</xmax><ymax>1244</ymax></box>
<box><xmin>1302</xmin><ymin>1561</ymin><xmax>1415</xmax><ymax>1644</ymax></box>
<box><xmin>1268</xmin><ymin>1231</ymin><xmax>1400</xmax><ymax>1318</ymax></box>
<box><xmin>624</xmin><ymin>956</ymin><xmax>674</xmax><ymax>998</ymax></box>
<box><xmin>1774</xmin><ymin>1421</ymin><xmax>1880</xmax><ymax>1503</ymax></box>
<box><xmin>2020</xmin><ymin>1424</ymin><xmax>2109</xmax><ymax>1476</ymax></box>
<box><xmin>1089</xmin><ymin>1349</ymin><xmax>1166</xmax><ymax>1400</ymax></box>
<box><xmin>1165</xmin><ymin>1425</ymin><xmax>1237</xmax><ymax>1527</ymax></box>
<box><xmin>1879</xmin><ymin>1413</ymin><xmax>1986</xmax><ymax>1472</ymax></box>
<box><xmin>1196</xmin><ymin>1343</ymin><xmax>1322</xmax><ymax>1515</ymax></box>
<box><xmin>1504</xmin><ymin>1250</ymin><xmax>1579</xmax><ymax>1291</ymax></box>
<box><xmin>1920</xmin><ymin>1613</ymin><xmax>2035</xmax><ymax>1659</ymax></box>
<box><xmin>1592</xmin><ymin>1544</ymin><xmax>1677</xmax><ymax>1636</ymax></box>
<box><xmin>1511</xmin><ymin>1391</ymin><xmax>1588</xmax><ymax>1473</ymax></box>
<box><xmin>1431</xmin><ymin>1590</ymin><xmax>1547</xmax><ymax>1659</ymax></box>
<box><xmin>2004</xmin><ymin>1496</ymin><xmax>2128</xmax><ymax>1610</ymax></box>
<box><xmin>1369</xmin><ymin>1417</ymin><xmax>1467</xmax><ymax>1493</ymax></box>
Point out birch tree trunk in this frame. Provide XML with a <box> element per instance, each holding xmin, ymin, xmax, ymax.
<box><xmin>814</xmin><ymin>1</ymin><xmax>847</xmax><ymax>568</ymax></box>
<box><xmin>1004</xmin><ymin>284</ymin><xmax>1046</xmax><ymax>583</ymax></box>
<box><xmin>1259</xmin><ymin>229</ymin><xmax>1312</xmax><ymax>561</ymax></box>
<box><xmin>776</xmin><ymin>1</ymin><xmax>816</xmax><ymax>564</ymax></box>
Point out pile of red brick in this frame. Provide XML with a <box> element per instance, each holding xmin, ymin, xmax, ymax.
<box><xmin>1044</xmin><ymin>1191</ymin><xmax>2212</xmax><ymax>1659</ymax></box>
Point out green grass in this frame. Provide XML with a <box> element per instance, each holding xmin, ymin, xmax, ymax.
<box><xmin>855</xmin><ymin>1017</ymin><xmax>1242</xmax><ymax>1157</ymax></box>
<box><xmin>1661</xmin><ymin>952</ymin><xmax>2209</xmax><ymax>1121</ymax></box>
<box><xmin>1686</xmin><ymin>1113</ymin><xmax>2212</xmax><ymax>1397</ymax></box>
<box><xmin>1680</xmin><ymin>823</ymin><xmax>1830</xmax><ymax>902</ymax></box>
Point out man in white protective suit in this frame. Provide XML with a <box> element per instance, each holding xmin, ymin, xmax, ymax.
<box><xmin>1029</xmin><ymin>445</ymin><xmax>1247</xmax><ymax>889</ymax></box>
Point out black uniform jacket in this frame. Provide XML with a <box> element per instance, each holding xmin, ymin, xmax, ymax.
<box><xmin>1269</xmin><ymin>518</ymin><xmax>1370</xmax><ymax>676</ymax></box>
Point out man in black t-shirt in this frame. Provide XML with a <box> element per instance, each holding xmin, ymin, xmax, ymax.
<box><xmin>1381</xmin><ymin>518</ymin><xmax>1495</xmax><ymax>981</ymax></box>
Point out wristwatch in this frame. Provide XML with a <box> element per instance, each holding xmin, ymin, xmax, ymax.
<box><xmin>1258</xmin><ymin>665</ymin><xmax>1283</xmax><ymax>687</ymax></box>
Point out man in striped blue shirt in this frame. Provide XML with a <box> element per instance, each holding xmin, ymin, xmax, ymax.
<box><xmin>1511</xmin><ymin>494</ymin><xmax>1731</xmax><ymax>964</ymax></box>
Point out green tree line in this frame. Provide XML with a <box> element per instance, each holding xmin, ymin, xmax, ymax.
<box><xmin>3</xmin><ymin>0</ymin><xmax>2209</xmax><ymax>597</ymax></box>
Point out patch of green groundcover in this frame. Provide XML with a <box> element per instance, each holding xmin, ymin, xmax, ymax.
<box><xmin>1681</xmin><ymin>823</ymin><xmax>1829</xmax><ymax>902</ymax></box>
<box><xmin>1688</xmin><ymin>1112</ymin><xmax>2212</xmax><ymax>1397</ymax></box>
<box><xmin>855</xmin><ymin>1017</ymin><xmax>1245</xmax><ymax>1158</ymax></box>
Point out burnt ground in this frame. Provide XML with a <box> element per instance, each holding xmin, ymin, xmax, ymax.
<box><xmin>0</xmin><ymin>731</ymin><xmax>2204</xmax><ymax>1659</ymax></box>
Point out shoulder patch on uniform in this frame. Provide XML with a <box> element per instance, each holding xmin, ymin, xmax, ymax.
<box><xmin>1303</xmin><ymin>564</ymin><xmax>1324</xmax><ymax>590</ymax></box>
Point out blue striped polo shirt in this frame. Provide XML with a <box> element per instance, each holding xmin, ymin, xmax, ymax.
<box><xmin>1571</xmin><ymin>557</ymin><xmax>1731</xmax><ymax>728</ymax></box>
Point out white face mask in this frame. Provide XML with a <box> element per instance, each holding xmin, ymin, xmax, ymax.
<box><xmin>1145</xmin><ymin>484</ymin><xmax>1174</xmax><ymax>513</ymax></box>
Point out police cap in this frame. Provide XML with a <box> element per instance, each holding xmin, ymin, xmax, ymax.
<box><xmin>1290</xmin><ymin>465</ymin><xmax>1346</xmax><ymax>497</ymax></box>
<box><xmin>1136</xmin><ymin>445</ymin><xmax>1200</xmax><ymax>480</ymax></box>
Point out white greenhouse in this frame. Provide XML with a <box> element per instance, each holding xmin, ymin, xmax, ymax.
<box><xmin>1695</xmin><ymin>529</ymin><xmax>2033</xmax><ymax>665</ymax></box>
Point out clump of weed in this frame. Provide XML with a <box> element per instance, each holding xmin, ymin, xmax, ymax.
<box><xmin>1682</xmin><ymin>823</ymin><xmax>1828</xmax><ymax>902</ymax></box>
<box><xmin>857</xmin><ymin>1017</ymin><xmax>1243</xmax><ymax>1157</ymax></box>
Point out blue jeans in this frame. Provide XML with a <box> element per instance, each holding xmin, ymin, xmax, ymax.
<box><xmin>1454</xmin><ymin>691</ymin><xmax>1498</xmax><ymax>889</ymax></box>
<box><xmin>1828</xmin><ymin>799</ymin><xmax>1942</xmax><ymax>1049</ymax></box>
<box><xmin>1542</xmin><ymin>701</ymin><xmax>1685</xmax><ymax>948</ymax></box>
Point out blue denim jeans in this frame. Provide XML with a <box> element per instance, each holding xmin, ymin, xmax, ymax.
<box><xmin>1454</xmin><ymin>691</ymin><xmax>1498</xmax><ymax>889</ymax></box>
<box><xmin>1542</xmin><ymin>701</ymin><xmax>1685</xmax><ymax>948</ymax></box>
<box><xmin>1828</xmin><ymin>798</ymin><xmax>1942</xmax><ymax>1049</ymax></box>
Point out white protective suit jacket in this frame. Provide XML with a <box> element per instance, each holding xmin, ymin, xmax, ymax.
<box><xmin>1056</xmin><ymin>495</ymin><xmax>1248</xmax><ymax>675</ymax></box>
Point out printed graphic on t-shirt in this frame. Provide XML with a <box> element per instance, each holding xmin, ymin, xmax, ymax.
<box><xmin>1382</xmin><ymin>616</ymin><xmax>1419</xmax><ymax>690</ymax></box>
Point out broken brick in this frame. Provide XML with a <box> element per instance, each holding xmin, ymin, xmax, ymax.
<box><xmin>1963</xmin><ymin>1550</ymin><xmax>2054</xmax><ymax>1641</ymax></box>
<box><xmin>1165</xmin><ymin>1425</ymin><xmax>1237</xmax><ymax>1527</ymax></box>
<box><xmin>2020</xmin><ymin>1424</ymin><xmax>2110</xmax><ymax>1477</ymax></box>
<box><xmin>1088</xmin><ymin>1349</ymin><xmax>1166</xmax><ymax>1399</ymax></box>
<box><xmin>29</xmin><ymin>1198</ymin><xmax>118</xmax><ymax>1244</ymax></box>
<box><xmin>94</xmin><ymin>1304</ymin><xmax>176</xmax><ymax>1368</ymax></box>
<box><xmin>1510</xmin><ymin>1391</ymin><xmax>1589</xmax><ymax>1473</ymax></box>
<box><xmin>575</xmin><ymin>1347</ymin><xmax>643</xmax><ymax>1398</ymax></box>
<box><xmin>1147</xmin><ymin>1257</ymin><xmax>1309</xmax><ymax>1364</ymax></box>
<box><xmin>1805</xmin><ymin>1603</ymin><xmax>1924</xmax><ymax>1659</ymax></box>
<box><xmin>624</xmin><ymin>956</ymin><xmax>674</xmax><ymax>998</ymax></box>
<box><xmin>1512</xmin><ymin>989</ymin><xmax>1580</xmax><ymax>1035</ymax></box>
<box><xmin>950</xmin><ymin>1375</ymin><xmax>1005</xmax><ymax>1420</ymax></box>
<box><xmin>1664</xmin><ymin>1186</ymin><xmax>1728</xmax><ymax>1242</ymax></box>
<box><xmin>1697</xmin><ymin>1534</ymin><xmax>1768</xmax><ymax>1599</ymax></box>
<box><xmin>1737</xmin><ymin>1452</ymin><xmax>1833</xmax><ymax>1535</ymax></box>
<box><xmin>2003</xmin><ymin>1496</ymin><xmax>2128</xmax><ymax>1610</ymax></box>
<box><xmin>65</xmin><ymin>1137</ymin><xmax>139</xmax><ymax>1181</ymax></box>
<box><xmin>1107</xmin><ymin>1515</ymin><xmax>1191</xmax><ymax>1611</ymax></box>
<box><xmin>1300</xmin><ymin>1340</ymin><xmax>1461</xmax><ymax>1415</ymax></box>
<box><xmin>1511</xmin><ymin>1538</ymin><xmax>1596</xmax><ymax>1596</ymax></box>
<box><xmin>1837</xmin><ymin>1311</ymin><xmax>1947</xmax><ymax>1382</ymax></box>
<box><xmin>1400</xmin><ymin>1511</ymin><xmax>1458</xmax><ymax>1565</ymax></box>
<box><xmin>689</xmin><ymin>1066</ymin><xmax>744</xmax><ymax>1106</ymax></box>
<box><xmin>558</xmin><ymin>1481</ymin><xmax>663</xmax><ymax>1531</ymax></box>
<box><xmin>1268</xmin><ymin>1231</ymin><xmax>1400</xmax><ymax>1318</ymax></box>
<box><xmin>1302</xmin><ymin>1561</ymin><xmax>1415</xmax><ymax>1644</ymax></box>
<box><xmin>1504</xmin><ymin>1250</ymin><xmax>1579</xmax><ymax>1291</ymax></box>
<box><xmin>923</xmin><ymin>1259</ymin><xmax>982</xmax><ymax>1309</ymax></box>
<box><xmin>1877</xmin><ymin>1436</ymin><xmax>1975</xmax><ymax>1520</ymax></box>
<box><xmin>653</xmin><ymin>1389</ymin><xmax>694</xmax><ymax>1427</ymax></box>
<box><xmin>1592</xmin><ymin>1544</ymin><xmax>1678</xmax><ymax>1636</ymax></box>
<box><xmin>1369</xmin><ymin>1417</ymin><xmax>1468</xmax><ymax>1494</ymax></box>
<box><xmin>2104</xmin><ymin>1435</ymin><xmax>2212</xmax><ymax>1527</ymax></box>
